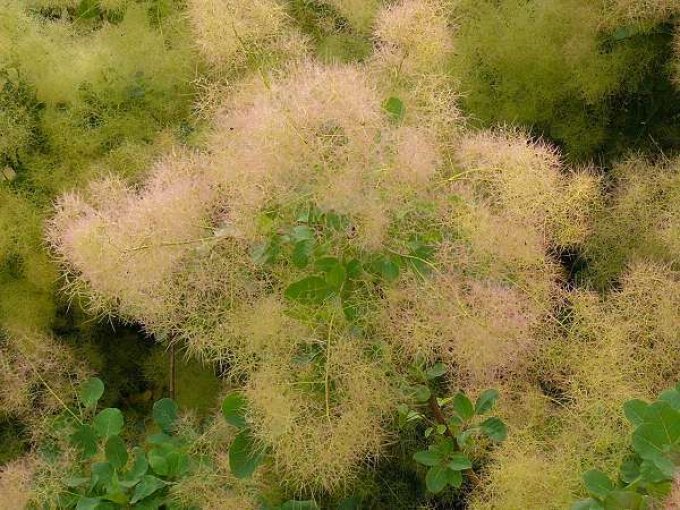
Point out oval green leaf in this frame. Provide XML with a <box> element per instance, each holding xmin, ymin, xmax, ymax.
<box><xmin>426</xmin><ymin>363</ymin><xmax>447</xmax><ymax>380</ymax></box>
<box><xmin>222</xmin><ymin>392</ymin><xmax>248</xmax><ymax>429</ymax></box>
<box><xmin>475</xmin><ymin>389</ymin><xmax>500</xmax><ymax>415</ymax></box>
<box><xmin>383</xmin><ymin>96</ymin><xmax>405</xmax><ymax>122</ymax></box>
<box><xmin>413</xmin><ymin>385</ymin><xmax>431</xmax><ymax>403</ymax></box>
<box><xmin>583</xmin><ymin>469</ymin><xmax>613</xmax><ymax>500</ymax></box>
<box><xmin>480</xmin><ymin>417</ymin><xmax>507</xmax><ymax>442</ymax></box>
<box><xmin>623</xmin><ymin>399</ymin><xmax>650</xmax><ymax>427</ymax></box>
<box><xmin>105</xmin><ymin>435</ymin><xmax>128</xmax><ymax>469</ymax></box>
<box><xmin>425</xmin><ymin>465</ymin><xmax>448</xmax><ymax>494</ymax></box>
<box><xmin>447</xmin><ymin>452</ymin><xmax>472</xmax><ymax>471</ymax></box>
<box><xmin>130</xmin><ymin>475</ymin><xmax>168</xmax><ymax>504</ymax></box>
<box><xmin>93</xmin><ymin>408</ymin><xmax>124</xmax><ymax>438</ymax></box>
<box><xmin>453</xmin><ymin>393</ymin><xmax>474</xmax><ymax>421</ymax></box>
<box><xmin>284</xmin><ymin>276</ymin><xmax>334</xmax><ymax>305</ymax></box>
<box><xmin>229</xmin><ymin>430</ymin><xmax>266</xmax><ymax>479</ymax></box>
<box><xmin>413</xmin><ymin>449</ymin><xmax>441</xmax><ymax>467</ymax></box>
<box><xmin>79</xmin><ymin>377</ymin><xmax>105</xmax><ymax>409</ymax></box>
<box><xmin>70</xmin><ymin>424</ymin><xmax>99</xmax><ymax>458</ymax></box>
<box><xmin>152</xmin><ymin>398</ymin><xmax>178</xmax><ymax>433</ymax></box>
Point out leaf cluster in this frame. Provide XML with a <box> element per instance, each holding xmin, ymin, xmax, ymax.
<box><xmin>59</xmin><ymin>378</ymin><xmax>191</xmax><ymax>509</ymax></box>
<box><xmin>574</xmin><ymin>383</ymin><xmax>680</xmax><ymax>509</ymax></box>
<box><xmin>402</xmin><ymin>364</ymin><xmax>507</xmax><ymax>494</ymax></box>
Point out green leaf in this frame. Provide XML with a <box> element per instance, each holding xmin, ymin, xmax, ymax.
<box><xmin>147</xmin><ymin>444</ymin><xmax>189</xmax><ymax>478</ymax></box>
<box><xmin>102</xmin><ymin>489</ymin><xmax>127</xmax><ymax>505</ymax></box>
<box><xmin>603</xmin><ymin>490</ymin><xmax>645</xmax><ymax>510</ymax></box>
<box><xmin>659</xmin><ymin>388</ymin><xmax>680</xmax><ymax>411</ymax></box>
<box><xmin>284</xmin><ymin>276</ymin><xmax>334</xmax><ymax>305</ymax></box>
<box><xmin>368</xmin><ymin>256</ymin><xmax>400</xmax><ymax>282</ymax></box>
<box><xmin>292</xmin><ymin>239</ymin><xmax>314</xmax><ymax>268</ymax></box>
<box><xmin>152</xmin><ymin>398</ymin><xmax>178</xmax><ymax>433</ymax></box>
<box><xmin>444</xmin><ymin>467</ymin><xmax>463</xmax><ymax>488</ymax></box>
<box><xmin>130</xmin><ymin>475</ymin><xmax>168</xmax><ymax>504</ymax></box>
<box><xmin>475</xmin><ymin>389</ymin><xmax>500</xmax><ymax>415</ymax></box>
<box><xmin>631</xmin><ymin>402</ymin><xmax>680</xmax><ymax>461</ymax></box>
<box><xmin>324</xmin><ymin>262</ymin><xmax>346</xmax><ymax>292</ymax></box>
<box><xmin>76</xmin><ymin>497</ymin><xmax>103</xmax><ymax>510</ymax></box>
<box><xmin>413</xmin><ymin>449</ymin><xmax>442</xmax><ymax>467</ymax></box>
<box><xmin>383</xmin><ymin>96</ymin><xmax>405</xmax><ymax>122</ymax></box>
<box><xmin>291</xmin><ymin>225</ymin><xmax>315</xmax><ymax>241</ymax></box>
<box><xmin>93</xmin><ymin>408</ymin><xmax>124</xmax><ymax>438</ymax></box>
<box><xmin>90</xmin><ymin>462</ymin><xmax>114</xmax><ymax>490</ymax></box>
<box><xmin>619</xmin><ymin>459</ymin><xmax>640</xmax><ymax>484</ymax></box>
<box><xmin>650</xmin><ymin>455</ymin><xmax>676</xmax><ymax>479</ymax></box>
<box><xmin>79</xmin><ymin>377</ymin><xmax>105</xmax><ymax>409</ymax></box>
<box><xmin>623</xmin><ymin>399</ymin><xmax>650</xmax><ymax>426</ymax></box>
<box><xmin>583</xmin><ymin>469</ymin><xmax>613</xmax><ymax>500</ymax></box>
<box><xmin>127</xmin><ymin>448</ymin><xmax>148</xmax><ymax>479</ymax></box>
<box><xmin>133</xmin><ymin>497</ymin><xmax>163</xmax><ymax>510</ymax></box>
<box><xmin>280</xmin><ymin>501</ymin><xmax>319</xmax><ymax>510</ymax></box>
<box><xmin>229</xmin><ymin>430</ymin><xmax>266</xmax><ymax>478</ymax></box>
<box><xmin>105</xmin><ymin>436</ymin><xmax>128</xmax><ymax>469</ymax></box>
<box><xmin>70</xmin><ymin>424</ymin><xmax>98</xmax><ymax>458</ymax></box>
<box><xmin>425</xmin><ymin>363</ymin><xmax>447</xmax><ymax>380</ymax></box>
<box><xmin>413</xmin><ymin>385</ymin><xmax>431</xmax><ymax>403</ymax></box>
<box><xmin>571</xmin><ymin>499</ymin><xmax>604</xmax><ymax>510</ymax></box>
<box><xmin>452</xmin><ymin>393</ymin><xmax>474</xmax><ymax>421</ymax></box>
<box><xmin>447</xmin><ymin>452</ymin><xmax>472</xmax><ymax>471</ymax></box>
<box><xmin>222</xmin><ymin>393</ymin><xmax>248</xmax><ymax>429</ymax></box>
<box><xmin>425</xmin><ymin>465</ymin><xmax>448</xmax><ymax>493</ymax></box>
<box><xmin>480</xmin><ymin>417</ymin><xmax>507</xmax><ymax>442</ymax></box>
<box><xmin>639</xmin><ymin>459</ymin><xmax>670</xmax><ymax>484</ymax></box>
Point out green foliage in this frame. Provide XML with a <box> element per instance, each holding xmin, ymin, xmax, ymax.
<box><xmin>382</xmin><ymin>96</ymin><xmax>406</xmax><ymax>122</ymax></box>
<box><xmin>573</xmin><ymin>383</ymin><xmax>680</xmax><ymax>509</ymax></box>
<box><xmin>221</xmin><ymin>392</ymin><xmax>267</xmax><ymax>478</ymax></box>
<box><xmin>51</xmin><ymin>378</ymin><xmax>194</xmax><ymax>508</ymax></box>
<box><xmin>401</xmin><ymin>365</ymin><xmax>506</xmax><ymax>495</ymax></box>
<box><xmin>254</xmin><ymin>203</ymin><xmax>437</xmax><ymax>327</ymax></box>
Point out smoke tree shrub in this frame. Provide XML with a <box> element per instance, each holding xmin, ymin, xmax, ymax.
<box><xmin>0</xmin><ymin>0</ymin><xmax>677</xmax><ymax>507</ymax></box>
<box><xmin>47</xmin><ymin>45</ymin><xmax>601</xmax><ymax>502</ymax></box>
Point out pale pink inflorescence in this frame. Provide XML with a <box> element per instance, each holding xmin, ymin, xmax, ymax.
<box><xmin>48</xmin><ymin>151</ymin><xmax>214</xmax><ymax>323</ymax></box>
<box><xmin>207</xmin><ymin>62</ymin><xmax>447</xmax><ymax>250</ymax></box>
<box><xmin>373</xmin><ymin>0</ymin><xmax>454</xmax><ymax>74</ymax></box>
